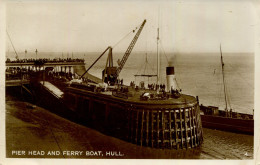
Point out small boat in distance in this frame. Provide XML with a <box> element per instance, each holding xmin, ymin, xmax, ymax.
<box><xmin>200</xmin><ymin>45</ymin><xmax>254</xmax><ymax>135</ymax></box>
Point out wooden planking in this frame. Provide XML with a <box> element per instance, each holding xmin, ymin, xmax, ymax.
<box><xmin>126</xmin><ymin>107</ymin><xmax>131</xmax><ymax>140</ymax></box>
<box><xmin>151</xmin><ymin>111</ymin><xmax>154</xmax><ymax>147</ymax></box>
<box><xmin>131</xmin><ymin>109</ymin><xmax>134</xmax><ymax>142</ymax></box>
<box><xmin>157</xmin><ymin>110</ymin><xmax>160</xmax><ymax>147</ymax></box>
<box><xmin>169</xmin><ymin>111</ymin><xmax>172</xmax><ymax>148</ymax></box>
<box><xmin>83</xmin><ymin>102</ymin><xmax>201</xmax><ymax>149</ymax></box>
<box><xmin>162</xmin><ymin>111</ymin><xmax>165</xmax><ymax>147</ymax></box>
<box><xmin>88</xmin><ymin>98</ymin><xmax>93</xmax><ymax>116</ymax></box>
<box><xmin>105</xmin><ymin>103</ymin><xmax>110</xmax><ymax>126</ymax></box>
<box><xmin>140</xmin><ymin>110</ymin><xmax>144</xmax><ymax>146</ymax></box>
<box><xmin>146</xmin><ymin>111</ymin><xmax>149</xmax><ymax>146</ymax></box>
<box><xmin>135</xmin><ymin>110</ymin><xmax>139</xmax><ymax>144</ymax></box>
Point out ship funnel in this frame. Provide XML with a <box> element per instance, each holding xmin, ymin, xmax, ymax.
<box><xmin>166</xmin><ymin>66</ymin><xmax>178</xmax><ymax>92</ymax></box>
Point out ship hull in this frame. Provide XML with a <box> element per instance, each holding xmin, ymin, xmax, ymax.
<box><xmin>201</xmin><ymin>115</ymin><xmax>253</xmax><ymax>135</ymax></box>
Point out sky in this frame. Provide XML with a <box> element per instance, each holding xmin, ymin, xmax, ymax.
<box><xmin>5</xmin><ymin>0</ymin><xmax>258</xmax><ymax>53</ymax></box>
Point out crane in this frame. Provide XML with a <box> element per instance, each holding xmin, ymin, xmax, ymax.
<box><xmin>104</xmin><ymin>19</ymin><xmax>146</xmax><ymax>84</ymax></box>
<box><xmin>80</xmin><ymin>19</ymin><xmax>146</xmax><ymax>85</ymax></box>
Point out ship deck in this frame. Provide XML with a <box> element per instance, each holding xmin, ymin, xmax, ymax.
<box><xmin>67</xmin><ymin>85</ymin><xmax>197</xmax><ymax>107</ymax></box>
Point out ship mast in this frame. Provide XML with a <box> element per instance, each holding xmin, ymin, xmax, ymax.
<box><xmin>220</xmin><ymin>44</ymin><xmax>228</xmax><ymax>116</ymax></box>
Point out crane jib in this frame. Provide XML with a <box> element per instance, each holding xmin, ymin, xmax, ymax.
<box><xmin>115</xmin><ymin>19</ymin><xmax>146</xmax><ymax>78</ymax></box>
<box><xmin>80</xmin><ymin>19</ymin><xmax>146</xmax><ymax>84</ymax></box>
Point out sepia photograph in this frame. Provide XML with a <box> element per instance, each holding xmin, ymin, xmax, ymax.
<box><xmin>1</xmin><ymin>0</ymin><xmax>259</xmax><ymax>164</ymax></box>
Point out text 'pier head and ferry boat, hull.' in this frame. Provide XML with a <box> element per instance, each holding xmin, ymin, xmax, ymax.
<box><xmin>6</xmin><ymin>19</ymin><xmax>203</xmax><ymax>150</ymax></box>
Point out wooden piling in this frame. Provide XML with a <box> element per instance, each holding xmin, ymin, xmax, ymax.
<box><xmin>105</xmin><ymin>103</ymin><xmax>110</xmax><ymax>124</ymax></box>
<box><xmin>174</xmin><ymin>110</ymin><xmax>179</xmax><ymax>149</ymax></box>
<box><xmin>180</xmin><ymin>109</ymin><xmax>183</xmax><ymax>148</ymax></box>
<box><xmin>127</xmin><ymin>107</ymin><xmax>131</xmax><ymax>140</ymax></box>
<box><xmin>135</xmin><ymin>110</ymin><xmax>139</xmax><ymax>144</ymax></box>
<box><xmin>157</xmin><ymin>110</ymin><xmax>160</xmax><ymax>147</ymax></box>
<box><xmin>184</xmin><ymin>109</ymin><xmax>189</xmax><ymax>149</ymax></box>
<box><xmin>162</xmin><ymin>111</ymin><xmax>165</xmax><ymax>147</ymax></box>
<box><xmin>194</xmin><ymin>107</ymin><xmax>200</xmax><ymax>145</ymax></box>
<box><xmin>146</xmin><ymin>111</ymin><xmax>149</xmax><ymax>146</ymax></box>
<box><xmin>169</xmin><ymin>111</ymin><xmax>172</xmax><ymax>148</ymax></box>
<box><xmin>151</xmin><ymin>111</ymin><xmax>154</xmax><ymax>147</ymax></box>
<box><xmin>62</xmin><ymin>87</ymin><xmax>203</xmax><ymax>150</ymax></box>
<box><xmin>131</xmin><ymin>109</ymin><xmax>134</xmax><ymax>142</ymax></box>
<box><xmin>191</xmin><ymin>107</ymin><xmax>197</xmax><ymax>146</ymax></box>
<box><xmin>88</xmin><ymin>98</ymin><xmax>93</xmax><ymax>115</ymax></box>
<box><xmin>140</xmin><ymin>110</ymin><xmax>144</xmax><ymax>146</ymax></box>
<box><xmin>188</xmin><ymin>108</ymin><xmax>194</xmax><ymax>147</ymax></box>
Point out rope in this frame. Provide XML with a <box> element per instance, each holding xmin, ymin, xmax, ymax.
<box><xmin>147</xmin><ymin>61</ymin><xmax>156</xmax><ymax>74</ymax></box>
<box><xmin>159</xmin><ymin>40</ymin><xmax>169</xmax><ymax>65</ymax></box>
<box><xmin>112</xmin><ymin>30</ymin><xmax>133</xmax><ymax>48</ymax></box>
<box><xmin>143</xmin><ymin>54</ymin><xmax>148</xmax><ymax>74</ymax></box>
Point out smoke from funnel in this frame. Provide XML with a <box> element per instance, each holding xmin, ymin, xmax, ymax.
<box><xmin>168</xmin><ymin>53</ymin><xmax>178</xmax><ymax>67</ymax></box>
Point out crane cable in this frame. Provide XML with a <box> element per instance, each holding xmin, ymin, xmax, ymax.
<box><xmin>6</xmin><ymin>30</ymin><xmax>19</xmax><ymax>59</ymax></box>
<box><xmin>112</xmin><ymin>22</ymin><xmax>143</xmax><ymax>49</ymax></box>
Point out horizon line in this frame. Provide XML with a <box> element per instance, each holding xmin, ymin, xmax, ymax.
<box><xmin>5</xmin><ymin>51</ymin><xmax>255</xmax><ymax>54</ymax></box>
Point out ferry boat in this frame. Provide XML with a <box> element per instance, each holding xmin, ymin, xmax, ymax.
<box><xmin>199</xmin><ymin>45</ymin><xmax>254</xmax><ymax>135</ymax></box>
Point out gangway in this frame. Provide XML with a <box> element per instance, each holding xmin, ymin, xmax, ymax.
<box><xmin>40</xmin><ymin>81</ymin><xmax>64</xmax><ymax>99</ymax></box>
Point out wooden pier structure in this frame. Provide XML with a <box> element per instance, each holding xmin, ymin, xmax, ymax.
<box><xmin>63</xmin><ymin>86</ymin><xmax>203</xmax><ymax>149</ymax></box>
<box><xmin>5</xmin><ymin>59</ymin><xmax>102</xmax><ymax>87</ymax></box>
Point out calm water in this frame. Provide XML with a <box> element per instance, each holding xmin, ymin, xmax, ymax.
<box><xmin>7</xmin><ymin>51</ymin><xmax>254</xmax><ymax>114</ymax></box>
